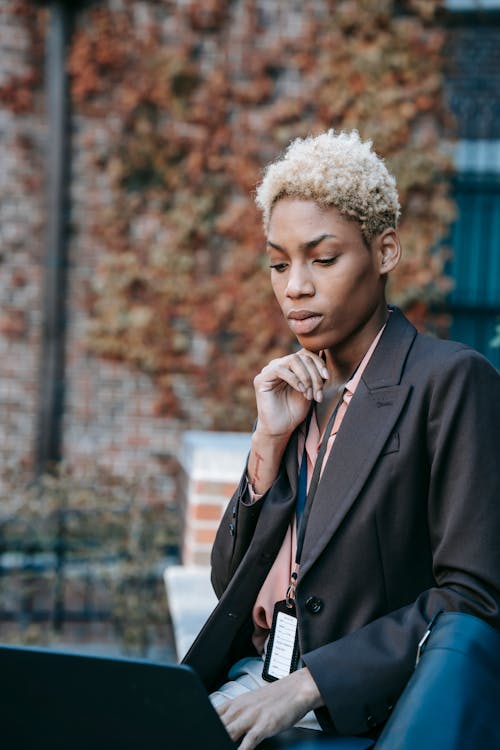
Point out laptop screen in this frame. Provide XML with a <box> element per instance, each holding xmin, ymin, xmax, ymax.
<box><xmin>0</xmin><ymin>644</ymin><xmax>235</xmax><ymax>750</ymax></box>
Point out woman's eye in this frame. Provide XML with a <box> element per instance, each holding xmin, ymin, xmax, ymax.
<box><xmin>314</xmin><ymin>257</ymin><xmax>337</xmax><ymax>266</ymax></box>
<box><xmin>269</xmin><ymin>263</ymin><xmax>288</xmax><ymax>273</ymax></box>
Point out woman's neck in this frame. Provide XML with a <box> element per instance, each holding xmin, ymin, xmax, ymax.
<box><xmin>323</xmin><ymin>306</ymin><xmax>389</xmax><ymax>386</ymax></box>
<box><xmin>322</xmin><ymin>347</ymin><xmax>365</xmax><ymax>391</ymax></box>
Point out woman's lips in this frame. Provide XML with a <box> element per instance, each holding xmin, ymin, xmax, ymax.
<box><xmin>287</xmin><ymin>310</ymin><xmax>323</xmax><ymax>335</ymax></box>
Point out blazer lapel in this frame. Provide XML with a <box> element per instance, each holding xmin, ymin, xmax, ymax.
<box><xmin>299</xmin><ymin>308</ymin><xmax>417</xmax><ymax>578</ymax></box>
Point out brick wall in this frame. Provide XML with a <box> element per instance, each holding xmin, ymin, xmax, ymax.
<box><xmin>0</xmin><ymin>0</ymin><xmax>308</xmax><ymax>514</ymax></box>
<box><xmin>0</xmin><ymin>2</ymin><xmax>197</xmax><ymax>505</ymax></box>
<box><xmin>1</xmin><ymin>0</ymin><xmax>484</xmax><ymax>545</ymax></box>
<box><xmin>0</xmin><ymin>1</ymin><xmax>46</xmax><ymax>486</ymax></box>
<box><xmin>35</xmin><ymin>0</ymin><xmax>316</xmax><ymax>501</ymax></box>
<box><xmin>63</xmin><ymin>112</ymin><xmax>183</xmax><ymax>501</ymax></box>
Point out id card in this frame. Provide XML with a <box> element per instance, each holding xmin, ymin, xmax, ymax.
<box><xmin>262</xmin><ymin>599</ymin><xmax>300</xmax><ymax>682</ymax></box>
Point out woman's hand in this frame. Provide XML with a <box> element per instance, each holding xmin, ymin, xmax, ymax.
<box><xmin>216</xmin><ymin>667</ymin><xmax>323</xmax><ymax>750</ymax></box>
<box><xmin>247</xmin><ymin>350</ymin><xmax>328</xmax><ymax>495</ymax></box>
<box><xmin>253</xmin><ymin>350</ymin><xmax>329</xmax><ymax>439</ymax></box>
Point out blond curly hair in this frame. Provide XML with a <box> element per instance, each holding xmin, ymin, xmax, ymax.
<box><xmin>255</xmin><ymin>130</ymin><xmax>400</xmax><ymax>241</ymax></box>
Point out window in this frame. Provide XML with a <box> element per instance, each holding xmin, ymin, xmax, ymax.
<box><xmin>447</xmin><ymin>171</ymin><xmax>500</xmax><ymax>369</ymax></box>
<box><xmin>444</xmin><ymin>15</ymin><xmax>500</xmax><ymax>368</ymax></box>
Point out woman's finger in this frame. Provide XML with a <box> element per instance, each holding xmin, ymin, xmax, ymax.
<box><xmin>257</xmin><ymin>353</ymin><xmax>328</xmax><ymax>401</ymax></box>
<box><xmin>238</xmin><ymin>727</ymin><xmax>264</xmax><ymax>750</ymax></box>
<box><xmin>217</xmin><ymin>701</ymin><xmax>256</xmax><ymax>743</ymax></box>
<box><xmin>256</xmin><ymin>362</ymin><xmax>311</xmax><ymax>398</ymax></box>
<box><xmin>279</xmin><ymin>355</ymin><xmax>316</xmax><ymax>398</ymax></box>
<box><xmin>295</xmin><ymin>351</ymin><xmax>329</xmax><ymax>401</ymax></box>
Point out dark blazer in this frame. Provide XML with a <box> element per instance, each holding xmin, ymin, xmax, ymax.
<box><xmin>183</xmin><ymin>308</ymin><xmax>500</xmax><ymax>736</ymax></box>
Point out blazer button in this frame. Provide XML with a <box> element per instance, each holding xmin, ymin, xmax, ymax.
<box><xmin>229</xmin><ymin>523</ymin><xmax>235</xmax><ymax>536</ymax></box>
<box><xmin>305</xmin><ymin>596</ymin><xmax>323</xmax><ymax>614</ymax></box>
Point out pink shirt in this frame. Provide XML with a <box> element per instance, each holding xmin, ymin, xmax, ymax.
<box><xmin>251</xmin><ymin>326</ymin><xmax>386</xmax><ymax>653</ymax></box>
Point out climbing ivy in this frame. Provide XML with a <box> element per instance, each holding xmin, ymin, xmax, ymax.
<box><xmin>0</xmin><ymin>1</ymin><xmax>45</xmax><ymax>113</ymax></box>
<box><xmin>67</xmin><ymin>0</ymin><xmax>455</xmax><ymax>429</ymax></box>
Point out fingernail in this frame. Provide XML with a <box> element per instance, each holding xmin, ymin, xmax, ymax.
<box><xmin>315</xmin><ymin>390</ymin><xmax>323</xmax><ymax>403</ymax></box>
<box><xmin>321</xmin><ymin>368</ymin><xmax>329</xmax><ymax>380</ymax></box>
<box><xmin>297</xmin><ymin>382</ymin><xmax>305</xmax><ymax>393</ymax></box>
<box><xmin>307</xmin><ymin>387</ymin><xmax>313</xmax><ymax>400</ymax></box>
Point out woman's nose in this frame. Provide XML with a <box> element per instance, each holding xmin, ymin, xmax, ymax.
<box><xmin>285</xmin><ymin>264</ymin><xmax>314</xmax><ymax>298</ymax></box>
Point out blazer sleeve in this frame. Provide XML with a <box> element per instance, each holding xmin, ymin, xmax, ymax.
<box><xmin>210</xmin><ymin>469</ymin><xmax>266</xmax><ymax>598</ymax></box>
<box><xmin>302</xmin><ymin>348</ymin><xmax>500</xmax><ymax>735</ymax></box>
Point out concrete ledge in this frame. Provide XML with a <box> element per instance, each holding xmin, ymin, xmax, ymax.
<box><xmin>164</xmin><ymin>565</ymin><xmax>218</xmax><ymax>661</ymax></box>
<box><xmin>180</xmin><ymin>431</ymin><xmax>251</xmax><ymax>482</ymax></box>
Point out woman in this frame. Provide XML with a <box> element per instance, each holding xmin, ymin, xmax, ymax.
<box><xmin>183</xmin><ymin>130</ymin><xmax>500</xmax><ymax>749</ymax></box>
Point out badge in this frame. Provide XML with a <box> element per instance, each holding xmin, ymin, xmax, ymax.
<box><xmin>262</xmin><ymin>599</ymin><xmax>300</xmax><ymax>682</ymax></box>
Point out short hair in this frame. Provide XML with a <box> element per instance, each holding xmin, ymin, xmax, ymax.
<box><xmin>255</xmin><ymin>130</ymin><xmax>401</xmax><ymax>241</ymax></box>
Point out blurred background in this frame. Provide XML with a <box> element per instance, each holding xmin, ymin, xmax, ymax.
<box><xmin>0</xmin><ymin>0</ymin><xmax>499</xmax><ymax>660</ymax></box>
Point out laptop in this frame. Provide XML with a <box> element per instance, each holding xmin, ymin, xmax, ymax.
<box><xmin>0</xmin><ymin>644</ymin><xmax>329</xmax><ymax>749</ymax></box>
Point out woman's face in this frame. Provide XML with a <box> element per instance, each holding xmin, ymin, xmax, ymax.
<box><xmin>266</xmin><ymin>198</ymin><xmax>392</xmax><ymax>360</ymax></box>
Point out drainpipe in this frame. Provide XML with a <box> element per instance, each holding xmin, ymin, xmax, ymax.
<box><xmin>35</xmin><ymin>1</ymin><xmax>73</xmax><ymax>476</ymax></box>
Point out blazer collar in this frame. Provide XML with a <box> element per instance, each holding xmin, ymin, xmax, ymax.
<box><xmin>361</xmin><ymin>306</ymin><xmax>417</xmax><ymax>389</ymax></box>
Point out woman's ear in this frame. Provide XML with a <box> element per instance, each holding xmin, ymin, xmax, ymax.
<box><xmin>375</xmin><ymin>228</ymin><xmax>401</xmax><ymax>275</ymax></box>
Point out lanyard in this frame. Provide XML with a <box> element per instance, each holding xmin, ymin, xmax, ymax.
<box><xmin>296</xmin><ymin>409</ymin><xmax>313</xmax><ymax>525</ymax></box>
<box><xmin>295</xmin><ymin>396</ymin><xmax>344</xmax><ymax>565</ymax></box>
<box><xmin>286</xmin><ymin>389</ymin><xmax>346</xmax><ymax>607</ymax></box>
